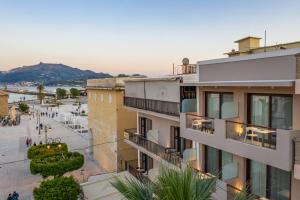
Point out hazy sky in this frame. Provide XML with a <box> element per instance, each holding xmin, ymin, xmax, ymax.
<box><xmin>0</xmin><ymin>0</ymin><xmax>300</xmax><ymax>76</ymax></box>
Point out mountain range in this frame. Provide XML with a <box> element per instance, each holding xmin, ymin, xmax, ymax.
<box><xmin>0</xmin><ymin>62</ymin><xmax>112</xmax><ymax>85</ymax></box>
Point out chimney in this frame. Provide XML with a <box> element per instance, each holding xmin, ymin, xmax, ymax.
<box><xmin>235</xmin><ymin>36</ymin><xmax>261</xmax><ymax>52</ymax></box>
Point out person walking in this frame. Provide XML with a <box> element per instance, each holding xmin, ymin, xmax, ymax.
<box><xmin>7</xmin><ymin>193</ymin><xmax>12</xmax><ymax>200</ymax></box>
<box><xmin>12</xmin><ymin>191</ymin><xmax>19</xmax><ymax>200</ymax></box>
<box><xmin>25</xmin><ymin>138</ymin><xmax>29</xmax><ymax>147</ymax></box>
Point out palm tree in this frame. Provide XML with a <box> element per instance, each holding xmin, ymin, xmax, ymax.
<box><xmin>37</xmin><ymin>84</ymin><xmax>45</xmax><ymax>104</ymax></box>
<box><xmin>111</xmin><ymin>165</ymin><xmax>256</xmax><ymax>200</ymax></box>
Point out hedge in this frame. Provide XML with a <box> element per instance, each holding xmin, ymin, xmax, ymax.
<box><xmin>27</xmin><ymin>143</ymin><xmax>68</xmax><ymax>159</ymax></box>
<box><xmin>30</xmin><ymin>152</ymin><xmax>84</xmax><ymax>178</ymax></box>
<box><xmin>33</xmin><ymin>176</ymin><xmax>81</xmax><ymax>200</ymax></box>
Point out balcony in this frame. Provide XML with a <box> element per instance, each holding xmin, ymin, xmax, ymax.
<box><xmin>181</xmin><ymin>113</ymin><xmax>299</xmax><ymax>171</ymax></box>
<box><xmin>124</xmin><ymin>129</ymin><xmax>182</xmax><ymax>167</ymax></box>
<box><xmin>186</xmin><ymin>113</ymin><xmax>214</xmax><ymax>134</ymax></box>
<box><xmin>124</xmin><ymin>96</ymin><xmax>180</xmax><ymax>116</ymax></box>
<box><xmin>226</xmin><ymin>121</ymin><xmax>277</xmax><ymax>149</ymax></box>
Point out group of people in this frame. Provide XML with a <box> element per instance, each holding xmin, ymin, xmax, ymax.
<box><xmin>39</xmin><ymin>111</ymin><xmax>58</xmax><ymax>118</ymax></box>
<box><xmin>7</xmin><ymin>191</ymin><xmax>19</xmax><ymax>200</ymax></box>
<box><xmin>25</xmin><ymin>138</ymin><xmax>32</xmax><ymax>147</ymax></box>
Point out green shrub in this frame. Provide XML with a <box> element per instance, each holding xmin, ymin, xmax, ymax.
<box><xmin>27</xmin><ymin>143</ymin><xmax>68</xmax><ymax>159</ymax></box>
<box><xmin>19</xmin><ymin>102</ymin><xmax>29</xmax><ymax>112</ymax></box>
<box><xmin>30</xmin><ymin>152</ymin><xmax>84</xmax><ymax>178</ymax></box>
<box><xmin>33</xmin><ymin>176</ymin><xmax>81</xmax><ymax>200</ymax></box>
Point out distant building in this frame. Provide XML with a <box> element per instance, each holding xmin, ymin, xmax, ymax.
<box><xmin>0</xmin><ymin>90</ymin><xmax>9</xmax><ymax>117</ymax></box>
<box><xmin>87</xmin><ymin>77</ymin><xmax>137</xmax><ymax>172</ymax></box>
<box><xmin>225</xmin><ymin>36</ymin><xmax>300</xmax><ymax>57</ymax></box>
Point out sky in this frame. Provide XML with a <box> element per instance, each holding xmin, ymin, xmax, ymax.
<box><xmin>0</xmin><ymin>0</ymin><xmax>300</xmax><ymax>76</ymax></box>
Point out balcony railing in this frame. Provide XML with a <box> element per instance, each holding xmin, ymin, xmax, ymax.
<box><xmin>124</xmin><ymin>96</ymin><xmax>180</xmax><ymax>116</ymax></box>
<box><xmin>124</xmin><ymin>129</ymin><xmax>182</xmax><ymax>167</ymax></box>
<box><xmin>226</xmin><ymin>121</ymin><xmax>277</xmax><ymax>149</ymax></box>
<box><xmin>127</xmin><ymin>161</ymin><xmax>151</xmax><ymax>183</ymax></box>
<box><xmin>186</xmin><ymin>113</ymin><xmax>214</xmax><ymax>134</ymax></box>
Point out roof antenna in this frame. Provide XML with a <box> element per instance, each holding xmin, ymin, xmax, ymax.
<box><xmin>264</xmin><ymin>30</ymin><xmax>267</xmax><ymax>52</ymax></box>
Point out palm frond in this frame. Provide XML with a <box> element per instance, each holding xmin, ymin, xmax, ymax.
<box><xmin>110</xmin><ymin>176</ymin><xmax>154</xmax><ymax>200</ymax></box>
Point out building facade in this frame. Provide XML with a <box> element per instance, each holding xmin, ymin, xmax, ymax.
<box><xmin>0</xmin><ymin>91</ymin><xmax>9</xmax><ymax>117</ymax></box>
<box><xmin>87</xmin><ymin>78</ymin><xmax>137</xmax><ymax>172</ymax></box>
<box><xmin>122</xmin><ymin>38</ymin><xmax>300</xmax><ymax>200</ymax></box>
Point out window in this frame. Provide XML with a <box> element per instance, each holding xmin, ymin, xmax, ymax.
<box><xmin>247</xmin><ymin>160</ymin><xmax>291</xmax><ymax>200</ymax></box>
<box><xmin>205</xmin><ymin>146</ymin><xmax>220</xmax><ymax>176</ymax></box>
<box><xmin>206</xmin><ymin>92</ymin><xmax>234</xmax><ymax>119</ymax></box>
<box><xmin>139</xmin><ymin>117</ymin><xmax>152</xmax><ymax>138</ymax></box>
<box><xmin>109</xmin><ymin>94</ymin><xmax>112</xmax><ymax>104</ymax></box>
<box><xmin>221</xmin><ymin>151</ymin><xmax>237</xmax><ymax>181</ymax></box>
<box><xmin>249</xmin><ymin>94</ymin><xmax>292</xmax><ymax>129</ymax></box>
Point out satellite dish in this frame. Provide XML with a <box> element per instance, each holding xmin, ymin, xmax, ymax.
<box><xmin>182</xmin><ymin>58</ymin><xmax>189</xmax><ymax>65</ymax></box>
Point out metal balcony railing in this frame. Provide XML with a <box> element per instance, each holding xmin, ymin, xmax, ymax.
<box><xmin>226</xmin><ymin>121</ymin><xmax>277</xmax><ymax>149</ymax></box>
<box><xmin>124</xmin><ymin>129</ymin><xmax>182</xmax><ymax>167</ymax></box>
<box><xmin>124</xmin><ymin>96</ymin><xmax>180</xmax><ymax>116</ymax></box>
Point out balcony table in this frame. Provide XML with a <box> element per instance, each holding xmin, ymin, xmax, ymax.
<box><xmin>192</xmin><ymin>119</ymin><xmax>213</xmax><ymax>130</ymax></box>
<box><xmin>254</xmin><ymin>128</ymin><xmax>276</xmax><ymax>147</ymax></box>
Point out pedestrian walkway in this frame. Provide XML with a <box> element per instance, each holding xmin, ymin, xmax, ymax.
<box><xmin>0</xmin><ymin>103</ymin><xmax>102</xmax><ymax>200</ymax></box>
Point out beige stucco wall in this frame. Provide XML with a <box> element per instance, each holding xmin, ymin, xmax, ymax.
<box><xmin>88</xmin><ymin>88</ymin><xmax>137</xmax><ymax>172</ymax></box>
<box><xmin>0</xmin><ymin>94</ymin><xmax>9</xmax><ymax>117</ymax></box>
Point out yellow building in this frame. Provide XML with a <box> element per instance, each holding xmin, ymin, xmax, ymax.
<box><xmin>226</xmin><ymin>36</ymin><xmax>300</xmax><ymax>57</ymax></box>
<box><xmin>87</xmin><ymin>78</ymin><xmax>137</xmax><ymax>172</ymax></box>
<box><xmin>0</xmin><ymin>90</ymin><xmax>9</xmax><ymax>117</ymax></box>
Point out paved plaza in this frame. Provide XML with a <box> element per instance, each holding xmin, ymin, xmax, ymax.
<box><xmin>0</xmin><ymin>102</ymin><xmax>103</xmax><ymax>200</ymax></box>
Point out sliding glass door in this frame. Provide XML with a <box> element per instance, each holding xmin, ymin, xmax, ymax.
<box><xmin>206</xmin><ymin>92</ymin><xmax>234</xmax><ymax>119</ymax></box>
<box><xmin>249</xmin><ymin>94</ymin><xmax>292</xmax><ymax>129</ymax></box>
<box><xmin>247</xmin><ymin>160</ymin><xmax>290</xmax><ymax>200</ymax></box>
<box><xmin>271</xmin><ymin>96</ymin><xmax>292</xmax><ymax>130</ymax></box>
<box><xmin>205</xmin><ymin>146</ymin><xmax>220</xmax><ymax>176</ymax></box>
<box><xmin>250</xmin><ymin>95</ymin><xmax>269</xmax><ymax>127</ymax></box>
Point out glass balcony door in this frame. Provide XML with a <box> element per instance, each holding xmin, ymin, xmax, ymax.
<box><xmin>249</xmin><ymin>94</ymin><xmax>292</xmax><ymax>129</ymax></box>
<box><xmin>247</xmin><ymin>160</ymin><xmax>291</xmax><ymax>200</ymax></box>
<box><xmin>140</xmin><ymin>117</ymin><xmax>152</xmax><ymax>138</ymax></box>
<box><xmin>206</xmin><ymin>92</ymin><xmax>235</xmax><ymax>119</ymax></box>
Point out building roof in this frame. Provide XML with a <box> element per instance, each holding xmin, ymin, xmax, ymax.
<box><xmin>125</xmin><ymin>76</ymin><xmax>181</xmax><ymax>82</ymax></box>
<box><xmin>198</xmin><ymin>47</ymin><xmax>300</xmax><ymax>66</ymax></box>
<box><xmin>234</xmin><ymin>36</ymin><xmax>261</xmax><ymax>43</ymax></box>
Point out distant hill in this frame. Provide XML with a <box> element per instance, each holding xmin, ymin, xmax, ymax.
<box><xmin>0</xmin><ymin>62</ymin><xmax>112</xmax><ymax>85</ymax></box>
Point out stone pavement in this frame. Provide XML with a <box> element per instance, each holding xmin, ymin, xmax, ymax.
<box><xmin>0</xmin><ymin>103</ymin><xmax>103</xmax><ymax>200</ymax></box>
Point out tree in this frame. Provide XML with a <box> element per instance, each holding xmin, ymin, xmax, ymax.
<box><xmin>70</xmin><ymin>88</ymin><xmax>80</xmax><ymax>98</ymax></box>
<box><xmin>37</xmin><ymin>84</ymin><xmax>45</xmax><ymax>104</ymax></box>
<box><xmin>56</xmin><ymin>88</ymin><xmax>67</xmax><ymax>99</ymax></box>
<box><xmin>33</xmin><ymin>176</ymin><xmax>81</xmax><ymax>200</ymax></box>
<box><xmin>18</xmin><ymin>102</ymin><xmax>29</xmax><ymax>113</ymax></box>
<box><xmin>111</xmin><ymin>165</ymin><xmax>256</xmax><ymax>200</ymax></box>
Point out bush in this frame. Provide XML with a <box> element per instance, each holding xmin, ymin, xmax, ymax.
<box><xmin>27</xmin><ymin>143</ymin><xmax>68</xmax><ymax>159</ymax></box>
<box><xmin>19</xmin><ymin>102</ymin><xmax>29</xmax><ymax>113</ymax></box>
<box><xmin>30</xmin><ymin>152</ymin><xmax>84</xmax><ymax>178</ymax></box>
<box><xmin>33</xmin><ymin>176</ymin><xmax>81</xmax><ymax>200</ymax></box>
